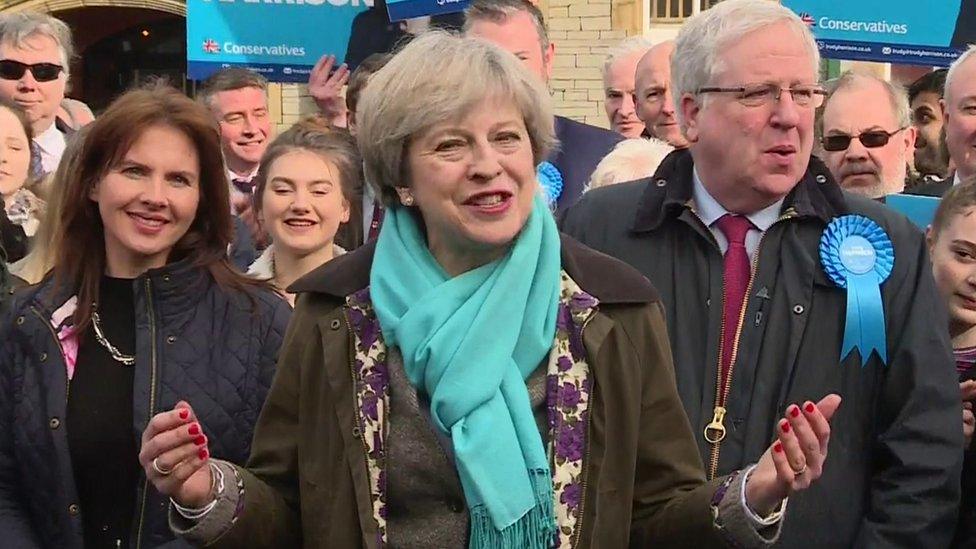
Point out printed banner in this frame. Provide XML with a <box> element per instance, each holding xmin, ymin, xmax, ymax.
<box><xmin>783</xmin><ymin>0</ymin><xmax>976</xmax><ymax>66</ymax></box>
<box><xmin>385</xmin><ymin>0</ymin><xmax>468</xmax><ymax>22</ymax></box>
<box><xmin>186</xmin><ymin>0</ymin><xmax>372</xmax><ymax>83</ymax></box>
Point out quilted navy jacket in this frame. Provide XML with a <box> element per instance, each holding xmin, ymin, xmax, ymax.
<box><xmin>0</xmin><ymin>259</ymin><xmax>292</xmax><ymax>548</ymax></box>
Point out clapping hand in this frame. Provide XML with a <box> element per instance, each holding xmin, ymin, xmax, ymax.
<box><xmin>139</xmin><ymin>401</ymin><xmax>215</xmax><ymax>509</ymax></box>
<box><xmin>962</xmin><ymin>380</ymin><xmax>976</xmax><ymax>449</ymax></box>
<box><xmin>744</xmin><ymin>394</ymin><xmax>843</xmax><ymax>515</ymax></box>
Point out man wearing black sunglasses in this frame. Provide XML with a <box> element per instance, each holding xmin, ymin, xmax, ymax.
<box><xmin>819</xmin><ymin>72</ymin><xmax>917</xmax><ymax>199</ymax></box>
<box><xmin>0</xmin><ymin>12</ymin><xmax>73</xmax><ymax>178</ymax></box>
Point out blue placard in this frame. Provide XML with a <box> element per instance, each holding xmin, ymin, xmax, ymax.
<box><xmin>885</xmin><ymin>193</ymin><xmax>941</xmax><ymax>229</ymax></box>
<box><xmin>385</xmin><ymin>0</ymin><xmax>469</xmax><ymax>22</ymax></box>
<box><xmin>186</xmin><ymin>0</ymin><xmax>371</xmax><ymax>83</ymax></box>
<box><xmin>782</xmin><ymin>0</ymin><xmax>974</xmax><ymax>66</ymax></box>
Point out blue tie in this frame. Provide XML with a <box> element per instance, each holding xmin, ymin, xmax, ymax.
<box><xmin>29</xmin><ymin>141</ymin><xmax>45</xmax><ymax>179</ymax></box>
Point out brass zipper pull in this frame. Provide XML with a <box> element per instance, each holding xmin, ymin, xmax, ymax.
<box><xmin>704</xmin><ymin>406</ymin><xmax>727</xmax><ymax>444</ymax></box>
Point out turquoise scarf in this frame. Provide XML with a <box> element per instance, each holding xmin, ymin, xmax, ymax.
<box><xmin>371</xmin><ymin>193</ymin><xmax>560</xmax><ymax>548</ymax></box>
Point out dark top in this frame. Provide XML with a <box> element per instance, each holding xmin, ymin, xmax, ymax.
<box><xmin>551</xmin><ymin>116</ymin><xmax>623</xmax><ymax>214</ymax></box>
<box><xmin>0</xmin><ymin>208</ymin><xmax>27</xmax><ymax>264</ymax></box>
<box><xmin>958</xmin><ymin>345</ymin><xmax>976</xmax><ymax>548</ymax></box>
<box><xmin>561</xmin><ymin>150</ymin><xmax>963</xmax><ymax>547</ymax></box>
<box><xmin>67</xmin><ymin>276</ymin><xmax>138</xmax><ymax>548</ymax></box>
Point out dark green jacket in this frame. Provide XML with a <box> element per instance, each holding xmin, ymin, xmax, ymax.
<box><xmin>180</xmin><ymin>236</ymin><xmax>779</xmax><ymax>548</ymax></box>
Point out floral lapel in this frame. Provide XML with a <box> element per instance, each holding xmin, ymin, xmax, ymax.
<box><xmin>345</xmin><ymin>287</ymin><xmax>389</xmax><ymax>547</ymax></box>
<box><xmin>548</xmin><ymin>272</ymin><xmax>599</xmax><ymax>547</ymax></box>
<box><xmin>344</xmin><ymin>272</ymin><xmax>599</xmax><ymax>548</ymax></box>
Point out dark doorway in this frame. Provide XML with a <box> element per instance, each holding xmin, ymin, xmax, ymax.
<box><xmin>56</xmin><ymin>8</ymin><xmax>188</xmax><ymax>113</ymax></box>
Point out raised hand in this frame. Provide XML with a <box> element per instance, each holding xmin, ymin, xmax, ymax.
<box><xmin>308</xmin><ymin>54</ymin><xmax>350</xmax><ymax>127</ymax></box>
<box><xmin>745</xmin><ymin>394</ymin><xmax>843</xmax><ymax>515</ymax></box>
<box><xmin>138</xmin><ymin>401</ymin><xmax>214</xmax><ymax>508</ymax></box>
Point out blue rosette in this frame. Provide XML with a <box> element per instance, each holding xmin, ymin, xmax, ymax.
<box><xmin>819</xmin><ymin>215</ymin><xmax>894</xmax><ymax>367</ymax></box>
<box><xmin>537</xmin><ymin>161</ymin><xmax>563</xmax><ymax>207</ymax></box>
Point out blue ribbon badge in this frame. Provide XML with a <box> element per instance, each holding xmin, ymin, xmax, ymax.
<box><xmin>819</xmin><ymin>215</ymin><xmax>894</xmax><ymax>367</ymax></box>
<box><xmin>537</xmin><ymin>161</ymin><xmax>564</xmax><ymax>208</ymax></box>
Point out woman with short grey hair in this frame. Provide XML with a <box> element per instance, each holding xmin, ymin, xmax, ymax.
<box><xmin>145</xmin><ymin>31</ymin><xmax>839</xmax><ymax>548</ymax></box>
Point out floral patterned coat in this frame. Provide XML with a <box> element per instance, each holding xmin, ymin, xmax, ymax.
<box><xmin>189</xmin><ymin>236</ymin><xmax>773</xmax><ymax>548</ymax></box>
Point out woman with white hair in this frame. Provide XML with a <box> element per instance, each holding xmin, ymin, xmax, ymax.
<box><xmin>586</xmin><ymin>137</ymin><xmax>674</xmax><ymax>191</ymax></box>
<box><xmin>142</xmin><ymin>31</ymin><xmax>838</xmax><ymax>548</ymax></box>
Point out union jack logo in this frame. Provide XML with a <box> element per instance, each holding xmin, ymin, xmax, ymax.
<box><xmin>203</xmin><ymin>39</ymin><xmax>220</xmax><ymax>54</ymax></box>
<box><xmin>799</xmin><ymin>13</ymin><xmax>816</xmax><ymax>27</ymax></box>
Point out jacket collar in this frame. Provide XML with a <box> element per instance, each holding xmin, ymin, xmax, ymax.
<box><xmin>33</xmin><ymin>257</ymin><xmax>210</xmax><ymax>315</ymax></box>
<box><xmin>290</xmin><ymin>234</ymin><xmax>658</xmax><ymax>305</ymax></box>
<box><xmin>630</xmin><ymin>148</ymin><xmax>850</xmax><ymax>233</ymax></box>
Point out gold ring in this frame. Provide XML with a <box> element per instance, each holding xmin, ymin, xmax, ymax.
<box><xmin>152</xmin><ymin>457</ymin><xmax>174</xmax><ymax>476</ymax></box>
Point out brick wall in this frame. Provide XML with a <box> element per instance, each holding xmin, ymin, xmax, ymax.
<box><xmin>547</xmin><ymin>0</ymin><xmax>641</xmax><ymax>129</ymax></box>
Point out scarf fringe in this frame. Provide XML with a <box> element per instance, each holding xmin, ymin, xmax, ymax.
<box><xmin>469</xmin><ymin>469</ymin><xmax>556</xmax><ymax>549</ymax></box>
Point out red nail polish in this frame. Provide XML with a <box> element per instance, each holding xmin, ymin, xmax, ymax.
<box><xmin>194</xmin><ymin>435</ymin><xmax>206</xmax><ymax>446</ymax></box>
<box><xmin>805</xmin><ymin>402</ymin><xmax>815</xmax><ymax>414</ymax></box>
<box><xmin>198</xmin><ymin>448</ymin><xmax>209</xmax><ymax>461</ymax></box>
<box><xmin>188</xmin><ymin>424</ymin><xmax>200</xmax><ymax>436</ymax></box>
<box><xmin>178</xmin><ymin>409</ymin><xmax>189</xmax><ymax>420</ymax></box>
<box><xmin>781</xmin><ymin>421</ymin><xmax>791</xmax><ymax>433</ymax></box>
<box><xmin>790</xmin><ymin>405</ymin><xmax>800</xmax><ymax>418</ymax></box>
<box><xmin>774</xmin><ymin>442</ymin><xmax>783</xmax><ymax>453</ymax></box>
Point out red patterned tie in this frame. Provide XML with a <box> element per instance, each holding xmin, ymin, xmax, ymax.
<box><xmin>716</xmin><ymin>214</ymin><xmax>754</xmax><ymax>394</ymax></box>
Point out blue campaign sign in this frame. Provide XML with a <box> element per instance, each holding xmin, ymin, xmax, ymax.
<box><xmin>187</xmin><ymin>0</ymin><xmax>371</xmax><ymax>83</ymax></box>
<box><xmin>782</xmin><ymin>0</ymin><xmax>975</xmax><ymax>66</ymax></box>
<box><xmin>385</xmin><ymin>0</ymin><xmax>468</xmax><ymax>22</ymax></box>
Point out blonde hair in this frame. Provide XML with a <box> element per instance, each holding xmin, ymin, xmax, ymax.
<box><xmin>356</xmin><ymin>31</ymin><xmax>557</xmax><ymax>206</ymax></box>
<box><xmin>10</xmin><ymin>125</ymin><xmax>89</xmax><ymax>284</ymax></box>
<box><xmin>586</xmin><ymin>138</ymin><xmax>674</xmax><ymax>190</ymax></box>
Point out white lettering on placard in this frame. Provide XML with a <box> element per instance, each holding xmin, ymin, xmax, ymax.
<box><xmin>817</xmin><ymin>17</ymin><xmax>908</xmax><ymax>35</ymax></box>
<box><xmin>223</xmin><ymin>42</ymin><xmax>308</xmax><ymax>56</ymax></box>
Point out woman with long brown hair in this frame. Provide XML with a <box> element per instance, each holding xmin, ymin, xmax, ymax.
<box><xmin>0</xmin><ymin>83</ymin><xmax>291</xmax><ymax>548</ymax></box>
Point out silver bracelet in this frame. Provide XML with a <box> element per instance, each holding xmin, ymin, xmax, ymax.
<box><xmin>741</xmin><ymin>464</ymin><xmax>788</xmax><ymax>526</ymax></box>
<box><xmin>171</xmin><ymin>462</ymin><xmax>225</xmax><ymax>520</ymax></box>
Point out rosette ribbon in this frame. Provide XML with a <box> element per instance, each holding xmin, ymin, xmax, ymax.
<box><xmin>819</xmin><ymin>215</ymin><xmax>894</xmax><ymax>367</ymax></box>
<box><xmin>536</xmin><ymin>161</ymin><xmax>563</xmax><ymax>207</ymax></box>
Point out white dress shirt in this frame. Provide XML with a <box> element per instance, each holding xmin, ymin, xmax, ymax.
<box><xmin>33</xmin><ymin>124</ymin><xmax>66</xmax><ymax>175</ymax></box>
<box><xmin>227</xmin><ymin>166</ymin><xmax>259</xmax><ymax>210</ymax></box>
<box><xmin>691</xmin><ymin>169</ymin><xmax>785</xmax><ymax>261</ymax></box>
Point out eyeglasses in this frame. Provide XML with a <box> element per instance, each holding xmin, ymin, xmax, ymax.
<box><xmin>697</xmin><ymin>83</ymin><xmax>827</xmax><ymax>108</ymax></box>
<box><xmin>0</xmin><ymin>59</ymin><xmax>63</xmax><ymax>82</ymax></box>
<box><xmin>821</xmin><ymin>127</ymin><xmax>907</xmax><ymax>152</ymax></box>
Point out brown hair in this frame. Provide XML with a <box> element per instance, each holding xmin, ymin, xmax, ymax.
<box><xmin>252</xmin><ymin>124</ymin><xmax>364</xmax><ymax>249</ymax></box>
<box><xmin>931</xmin><ymin>176</ymin><xmax>976</xmax><ymax>239</ymax></box>
<box><xmin>197</xmin><ymin>67</ymin><xmax>268</xmax><ymax>110</ymax></box>
<box><xmin>346</xmin><ymin>53</ymin><xmax>393</xmax><ymax>115</ymax></box>
<box><xmin>54</xmin><ymin>83</ymin><xmax>265</xmax><ymax>332</ymax></box>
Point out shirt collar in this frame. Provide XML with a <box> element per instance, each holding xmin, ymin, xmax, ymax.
<box><xmin>227</xmin><ymin>166</ymin><xmax>259</xmax><ymax>183</ymax></box>
<box><xmin>692</xmin><ymin>168</ymin><xmax>784</xmax><ymax>231</ymax></box>
<box><xmin>954</xmin><ymin>172</ymin><xmax>963</xmax><ymax>187</ymax></box>
<box><xmin>33</xmin><ymin>123</ymin><xmax>64</xmax><ymax>154</ymax></box>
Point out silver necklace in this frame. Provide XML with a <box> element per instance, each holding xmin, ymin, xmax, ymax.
<box><xmin>91</xmin><ymin>310</ymin><xmax>135</xmax><ymax>366</ymax></box>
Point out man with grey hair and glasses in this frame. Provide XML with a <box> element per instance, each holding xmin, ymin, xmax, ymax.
<box><xmin>563</xmin><ymin>0</ymin><xmax>962</xmax><ymax>546</ymax></box>
<box><xmin>464</xmin><ymin>0</ymin><xmax>621</xmax><ymax>213</ymax></box>
<box><xmin>602</xmin><ymin>36</ymin><xmax>653</xmax><ymax>138</ymax></box>
<box><xmin>818</xmin><ymin>72</ymin><xmax>917</xmax><ymax>199</ymax></box>
<box><xmin>0</xmin><ymin>11</ymin><xmax>73</xmax><ymax>177</ymax></box>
